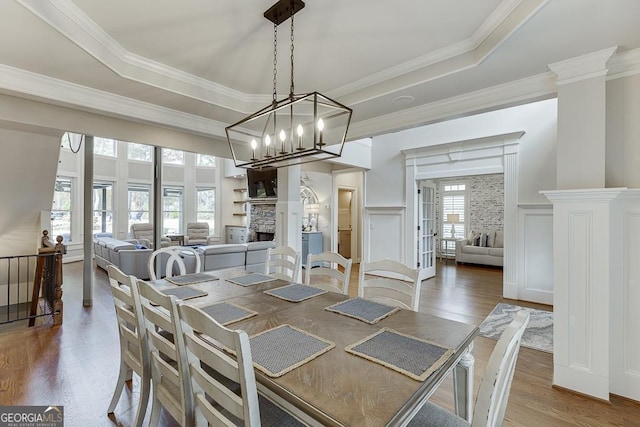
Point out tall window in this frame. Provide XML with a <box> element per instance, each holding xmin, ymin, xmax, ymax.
<box><xmin>196</xmin><ymin>154</ymin><xmax>216</xmax><ymax>167</ymax></box>
<box><xmin>93</xmin><ymin>182</ymin><xmax>113</xmax><ymax>235</ymax></box>
<box><xmin>196</xmin><ymin>188</ymin><xmax>215</xmax><ymax>234</ymax></box>
<box><xmin>162</xmin><ymin>148</ymin><xmax>184</xmax><ymax>165</ymax></box>
<box><xmin>51</xmin><ymin>178</ymin><xmax>73</xmax><ymax>242</ymax></box>
<box><xmin>128</xmin><ymin>185</ymin><xmax>151</xmax><ymax>232</ymax></box>
<box><xmin>128</xmin><ymin>142</ymin><xmax>152</xmax><ymax>162</ymax></box>
<box><xmin>442</xmin><ymin>183</ymin><xmax>466</xmax><ymax>240</ymax></box>
<box><xmin>94</xmin><ymin>137</ymin><xmax>117</xmax><ymax>157</ymax></box>
<box><xmin>163</xmin><ymin>187</ymin><xmax>183</xmax><ymax>234</ymax></box>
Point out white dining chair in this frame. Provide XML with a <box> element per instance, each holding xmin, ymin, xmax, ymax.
<box><xmin>304</xmin><ymin>251</ymin><xmax>352</xmax><ymax>295</ymax></box>
<box><xmin>136</xmin><ymin>278</ymin><xmax>194</xmax><ymax>427</ymax></box>
<box><xmin>408</xmin><ymin>310</ymin><xmax>531</xmax><ymax>427</ymax></box>
<box><xmin>358</xmin><ymin>258</ymin><xmax>427</xmax><ymax>311</ymax></box>
<box><xmin>177</xmin><ymin>303</ymin><xmax>303</xmax><ymax>426</ymax></box>
<box><xmin>148</xmin><ymin>246</ymin><xmax>201</xmax><ymax>281</ymax></box>
<box><xmin>264</xmin><ymin>246</ymin><xmax>301</xmax><ymax>282</ymax></box>
<box><xmin>106</xmin><ymin>265</ymin><xmax>150</xmax><ymax>427</ymax></box>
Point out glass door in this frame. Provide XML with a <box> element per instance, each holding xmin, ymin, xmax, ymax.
<box><xmin>417</xmin><ymin>181</ymin><xmax>436</xmax><ymax>278</ymax></box>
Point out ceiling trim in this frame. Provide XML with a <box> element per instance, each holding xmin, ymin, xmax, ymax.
<box><xmin>18</xmin><ymin>0</ymin><xmax>549</xmax><ymax>112</ymax></box>
<box><xmin>17</xmin><ymin>0</ymin><xmax>270</xmax><ymax>114</ymax></box>
<box><xmin>0</xmin><ymin>63</ymin><xmax>228</xmax><ymax>139</ymax></box>
<box><xmin>333</xmin><ymin>0</ymin><xmax>550</xmax><ymax>103</ymax></box>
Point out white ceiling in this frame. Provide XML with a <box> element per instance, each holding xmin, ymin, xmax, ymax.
<box><xmin>1</xmin><ymin>0</ymin><xmax>639</xmax><ymax>146</ymax></box>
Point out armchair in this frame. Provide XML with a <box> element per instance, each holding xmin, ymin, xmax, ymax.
<box><xmin>129</xmin><ymin>223</ymin><xmax>170</xmax><ymax>248</ymax></box>
<box><xmin>184</xmin><ymin>222</ymin><xmax>215</xmax><ymax>246</ymax></box>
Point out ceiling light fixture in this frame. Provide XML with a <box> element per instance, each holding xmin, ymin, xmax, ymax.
<box><xmin>225</xmin><ymin>0</ymin><xmax>352</xmax><ymax>170</ymax></box>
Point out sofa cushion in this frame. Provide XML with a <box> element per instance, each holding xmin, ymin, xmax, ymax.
<box><xmin>244</xmin><ymin>241</ymin><xmax>276</xmax><ymax>251</ymax></box>
<box><xmin>494</xmin><ymin>230</ymin><xmax>504</xmax><ymax>248</ymax></box>
<box><xmin>197</xmin><ymin>244</ymin><xmax>247</xmax><ymax>255</ymax></box>
<box><xmin>488</xmin><ymin>247</ymin><xmax>504</xmax><ymax>257</ymax></box>
<box><xmin>461</xmin><ymin>245</ymin><xmax>490</xmax><ymax>255</ymax></box>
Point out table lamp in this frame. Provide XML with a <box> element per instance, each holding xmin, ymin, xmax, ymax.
<box><xmin>306</xmin><ymin>204</ymin><xmax>320</xmax><ymax>231</ymax></box>
<box><xmin>446</xmin><ymin>214</ymin><xmax>460</xmax><ymax>238</ymax></box>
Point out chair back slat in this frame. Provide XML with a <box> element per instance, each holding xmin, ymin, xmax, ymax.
<box><xmin>106</xmin><ymin>265</ymin><xmax>151</xmax><ymax>427</ymax></box>
<box><xmin>137</xmin><ymin>279</ymin><xmax>194</xmax><ymax>426</ymax></box>
<box><xmin>358</xmin><ymin>259</ymin><xmax>426</xmax><ymax>311</ymax></box>
<box><xmin>265</xmin><ymin>246</ymin><xmax>301</xmax><ymax>282</ymax></box>
<box><xmin>305</xmin><ymin>251</ymin><xmax>352</xmax><ymax>294</ymax></box>
<box><xmin>472</xmin><ymin>310</ymin><xmax>530</xmax><ymax>427</ymax></box>
<box><xmin>178</xmin><ymin>303</ymin><xmax>261</xmax><ymax>427</ymax></box>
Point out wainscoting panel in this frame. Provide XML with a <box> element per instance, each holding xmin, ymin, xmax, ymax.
<box><xmin>567</xmin><ymin>211</ymin><xmax>592</xmax><ymax>371</ymax></box>
<box><xmin>364</xmin><ymin>207</ymin><xmax>405</xmax><ymax>264</ymax></box>
<box><xmin>611</xmin><ymin>208</ymin><xmax>640</xmax><ymax>400</ymax></box>
<box><xmin>518</xmin><ymin>207</ymin><xmax>553</xmax><ymax>304</ymax></box>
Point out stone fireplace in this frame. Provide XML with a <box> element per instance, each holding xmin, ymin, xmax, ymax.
<box><xmin>248</xmin><ymin>199</ymin><xmax>276</xmax><ymax>242</ymax></box>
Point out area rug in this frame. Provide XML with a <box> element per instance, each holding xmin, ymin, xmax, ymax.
<box><xmin>479</xmin><ymin>303</ymin><xmax>553</xmax><ymax>353</ymax></box>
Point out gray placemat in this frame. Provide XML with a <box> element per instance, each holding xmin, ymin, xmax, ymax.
<box><xmin>264</xmin><ymin>284</ymin><xmax>327</xmax><ymax>302</ymax></box>
<box><xmin>325</xmin><ymin>297</ymin><xmax>400</xmax><ymax>324</ymax></box>
<box><xmin>200</xmin><ymin>302</ymin><xmax>257</xmax><ymax>326</ymax></box>
<box><xmin>165</xmin><ymin>272</ymin><xmax>218</xmax><ymax>286</ymax></box>
<box><xmin>227</xmin><ymin>273</ymin><xmax>278</xmax><ymax>287</ymax></box>
<box><xmin>345</xmin><ymin>328</ymin><xmax>453</xmax><ymax>381</ymax></box>
<box><xmin>249</xmin><ymin>325</ymin><xmax>335</xmax><ymax>377</ymax></box>
<box><xmin>161</xmin><ymin>286</ymin><xmax>208</xmax><ymax>301</ymax></box>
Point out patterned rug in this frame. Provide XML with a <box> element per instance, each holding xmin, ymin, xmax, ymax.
<box><xmin>479</xmin><ymin>303</ymin><xmax>553</xmax><ymax>353</ymax></box>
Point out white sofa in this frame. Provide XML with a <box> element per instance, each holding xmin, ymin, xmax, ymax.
<box><xmin>94</xmin><ymin>237</ymin><xmax>155</xmax><ymax>279</ymax></box>
<box><xmin>455</xmin><ymin>230</ymin><xmax>504</xmax><ymax>267</ymax></box>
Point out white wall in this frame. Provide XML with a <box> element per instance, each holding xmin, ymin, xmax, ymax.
<box><xmin>0</xmin><ymin>126</ymin><xmax>61</xmax><ymax>257</ymax></box>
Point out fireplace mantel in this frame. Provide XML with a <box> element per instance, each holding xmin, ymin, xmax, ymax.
<box><xmin>248</xmin><ymin>198</ymin><xmax>278</xmax><ymax>205</ymax></box>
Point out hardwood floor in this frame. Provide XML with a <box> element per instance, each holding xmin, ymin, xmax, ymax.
<box><xmin>0</xmin><ymin>261</ymin><xmax>638</xmax><ymax>426</ymax></box>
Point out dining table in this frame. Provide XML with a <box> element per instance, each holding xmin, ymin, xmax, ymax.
<box><xmin>152</xmin><ymin>268</ymin><xmax>478</xmax><ymax>427</ymax></box>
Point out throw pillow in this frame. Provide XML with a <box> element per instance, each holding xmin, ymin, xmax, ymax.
<box><xmin>473</xmin><ymin>234</ymin><xmax>481</xmax><ymax>246</ymax></box>
<box><xmin>494</xmin><ymin>230</ymin><xmax>504</xmax><ymax>248</ymax></box>
<box><xmin>480</xmin><ymin>233</ymin><xmax>489</xmax><ymax>247</ymax></box>
<box><xmin>487</xmin><ymin>231</ymin><xmax>495</xmax><ymax>248</ymax></box>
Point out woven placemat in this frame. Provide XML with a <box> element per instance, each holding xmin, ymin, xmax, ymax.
<box><xmin>161</xmin><ymin>286</ymin><xmax>208</xmax><ymax>301</ymax></box>
<box><xmin>325</xmin><ymin>297</ymin><xmax>400</xmax><ymax>324</ymax></box>
<box><xmin>227</xmin><ymin>273</ymin><xmax>278</xmax><ymax>287</ymax></box>
<box><xmin>249</xmin><ymin>324</ymin><xmax>335</xmax><ymax>377</ymax></box>
<box><xmin>345</xmin><ymin>328</ymin><xmax>453</xmax><ymax>381</ymax></box>
<box><xmin>264</xmin><ymin>284</ymin><xmax>327</xmax><ymax>302</ymax></box>
<box><xmin>200</xmin><ymin>302</ymin><xmax>257</xmax><ymax>326</ymax></box>
<box><xmin>165</xmin><ymin>272</ymin><xmax>218</xmax><ymax>286</ymax></box>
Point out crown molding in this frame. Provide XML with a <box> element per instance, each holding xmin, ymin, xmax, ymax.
<box><xmin>17</xmin><ymin>0</ymin><xmax>270</xmax><ymax>114</ymax></box>
<box><xmin>548</xmin><ymin>46</ymin><xmax>618</xmax><ymax>85</ymax></box>
<box><xmin>347</xmin><ymin>72</ymin><xmax>556</xmax><ymax>140</ymax></box>
<box><xmin>0</xmin><ymin>63</ymin><xmax>228</xmax><ymax>139</ymax></box>
<box><xmin>18</xmin><ymin>0</ymin><xmax>549</xmax><ymax>114</ymax></box>
<box><xmin>330</xmin><ymin>0</ymin><xmax>549</xmax><ymax>103</ymax></box>
<box><xmin>607</xmin><ymin>47</ymin><xmax>640</xmax><ymax>80</ymax></box>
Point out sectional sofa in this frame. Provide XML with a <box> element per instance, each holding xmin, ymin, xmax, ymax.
<box><xmin>93</xmin><ymin>236</ymin><xmax>275</xmax><ymax>279</ymax></box>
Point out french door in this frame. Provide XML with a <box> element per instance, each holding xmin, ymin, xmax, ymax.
<box><xmin>417</xmin><ymin>181</ymin><xmax>436</xmax><ymax>278</ymax></box>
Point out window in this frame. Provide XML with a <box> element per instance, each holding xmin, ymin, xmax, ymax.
<box><xmin>93</xmin><ymin>182</ymin><xmax>113</xmax><ymax>235</ymax></box>
<box><xmin>162</xmin><ymin>148</ymin><xmax>184</xmax><ymax>165</ymax></box>
<box><xmin>128</xmin><ymin>142</ymin><xmax>152</xmax><ymax>162</ymax></box>
<box><xmin>51</xmin><ymin>178</ymin><xmax>73</xmax><ymax>242</ymax></box>
<box><xmin>196</xmin><ymin>188</ymin><xmax>216</xmax><ymax>234</ymax></box>
<box><xmin>441</xmin><ymin>182</ymin><xmax>466</xmax><ymax>255</ymax></box>
<box><xmin>196</xmin><ymin>154</ymin><xmax>216</xmax><ymax>167</ymax></box>
<box><xmin>128</xmin><ymin>185</ymin><xmax>151</xmax><ymax>232</ymax></box>
<box><xmin>94</xmin><ymin>137</ymin><xmax>117</xmax><ymax>157</ymax></box>
<box><xmin>163</xmin><ymin>187</ymin><xmax>183</xmax><ymax>234</ymax></box>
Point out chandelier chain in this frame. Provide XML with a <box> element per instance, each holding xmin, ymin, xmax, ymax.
<box><xmin>289</xmin><ymin>1</ymin><xmax>295</xmax><ymax>96</ymax></box>
<box><xmin>272</xmin><ymin>22</ymin><xmax>278</xmax><ymax>103</ymax></box>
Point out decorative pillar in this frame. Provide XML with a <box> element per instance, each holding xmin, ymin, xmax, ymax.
<box><xmin>502</xmin><ymin>144</ymin><xmax>519</xmax><ymax>299</ymax></box>
<box><xmin>275</xmin><ymin>165</ymin><xmax>302</xmax><ymax>252</ymax></box>
<box><xmin>82</xmin><ymin>135</ymin><xmax>94</xmax><ymax>307</ymax></box>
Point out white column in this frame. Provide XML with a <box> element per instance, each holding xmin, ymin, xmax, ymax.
<box><xmin>502</xmin><ymin>145</ymin><xmax>519</xmax><ymax>299</ymax></box>
<box><xmin>276</xmin><ymin>165</ymin><xmax>302</xmax><ymax>252</ymax></box>
<box><xmin>542</xmin><ymin>189</ymin><xmax>624</xmax><ymax>400</ymax></box>
<box><xmin>549</xmin><ymin>47</ymin><xmax>617</xmax><ymax>189</ymax></box>
<box><xmin>82</xmin><ymin>135</ymin><xmax>94</xmax><ymax>307</ymax></box>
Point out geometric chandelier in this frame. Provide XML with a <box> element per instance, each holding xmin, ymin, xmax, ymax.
<box><xmin>226</xmin><ymin>0</ymin><xmax>352</xmax><ymax>170</ymax></box>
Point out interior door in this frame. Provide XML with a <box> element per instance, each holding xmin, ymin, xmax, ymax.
<box><xmin>417</xmin><ymin>181</ymin><xmax>436</xmax><ymax>278</ymax></box>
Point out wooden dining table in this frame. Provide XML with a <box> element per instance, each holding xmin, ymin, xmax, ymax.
<box><xmin>152</xmin><ymin>268</ymin><xmax>478</xmax><ymax>427</ymax></box>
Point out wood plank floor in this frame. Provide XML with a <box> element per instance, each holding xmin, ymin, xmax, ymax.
<box><xmin>0</xmin><ymin>260</ymin><xmax>638</xmax><ymax>426</ymax></box>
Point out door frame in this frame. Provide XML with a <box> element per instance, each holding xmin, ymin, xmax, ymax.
<box><xmin>332</xmin><ymin>184</ymin><xmax>359</xmax><ymax>263</ymax></box>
